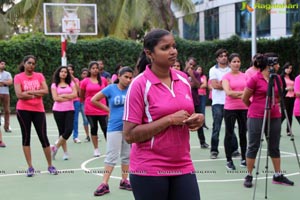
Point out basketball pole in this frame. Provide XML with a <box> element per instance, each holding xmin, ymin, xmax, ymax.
<box><xmin>61</xmin><ymin>35</ymin><xmax>67</xmax><ymax>66</ymax></box>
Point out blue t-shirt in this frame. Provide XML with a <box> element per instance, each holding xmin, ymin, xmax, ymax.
<box><xmin>101</xmin><ymin>84</ymin><xmax>128</xmax><ymax>132</ymax></box>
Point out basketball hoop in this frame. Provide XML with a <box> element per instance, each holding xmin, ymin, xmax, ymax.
<box><xmin>66</xmin><ymin>28</ymin><xmax>79</xmax><ymax>44</ymax></box>
<box><xmin>62</xmin><ymin>6</ymin><xmax>80</xmax><ymax>44</ymax></box>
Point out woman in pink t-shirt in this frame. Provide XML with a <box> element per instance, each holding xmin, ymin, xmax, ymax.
<box><xmin>50</xmin><ymin>66</ymin><xmax>77</xmax><ymax>160</ymax></box>
<box><xmin>123</xmin><ymin>29</ymin><xmax>204</xmax><ymax>200</ymax></box>
<box><xmin>280</xmin><ymin>62</ymin><xmax>295</xmax><ymax>136</ymax></box>
<box><xmin>293</xmin><ymin>74</ymin><xmax>300</xmax><ymax>125</ymax></box>
<box><xmin>222</xmin><ymin>53</ymin><xmax>248</xmax><ymax>170</ymax></box>
<box><xmin>80</xmin><ymin>61</ymin><xmax>108</xmax><ymax>157</ymax></box>
<box><xmin>14</xmin><ymin>55</ymin><xmax>57</xmax><ymax>177</ymax></box>
<box><xmin>242</xmin><ymin>53</ymin><xmax>294</xmax><ymax>188</ymax></box>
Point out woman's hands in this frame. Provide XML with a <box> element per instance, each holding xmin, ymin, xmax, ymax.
<box><xmin>169</xmin><ymin>110</ymin><xmax>205</xmax><ymax>130</ymax></box>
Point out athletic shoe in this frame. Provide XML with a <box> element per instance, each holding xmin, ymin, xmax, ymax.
<box><xmin>84</xmin><ymin>136</ymin><xmax>90</xmax><ymax>142</ymax></box>
<box><xmin>4</xmin><ymin>128</ymin><xmax>12</xmax><ymax>133</ymax></box>
<box><xmin>272</xmin><ymin>174</ymin><xmax>294</xmax><ymax>186</ymax></box>
<box><xmin>240</xmin><ymin>160</ymin><xmax>247</xmax><ymax>168</ymax></box>
<box><xmin>119</xmin><ymin>179</ymin><xmax>132</xmax><ymax>191</ymax></box>
<box><xmin>94</xmin><ymin>183</ymin><xmax>110</xmax><ymax>196</ymax></box>
<box><xmin>27</xmin><ymin>167</ymin><xmax>35</xmax><ymax>177</ymax></box>
<box><xmin>200</xmin><ymin>143</ymin><xmax>209</xmax><ymax>149</ymax></box>
<box><xmin>63</xmin><ymin>152</ymin><xmax>69</xmax><ymax>160</ymax></box>
<box><xmin>50</xmin><ymin>145</ymin><xmax>58</xmax><ymax>160</ymax></box>
<box><xmin>73</xmin><ymin>138</ymin><xmax>81</xmax><ymax>143</ymax></box>
<box><xmin>94</xmin><ymin>149</ymin><xmax>100</xmax><ymax>157</ymax></box>
<box><xmin>0</xmin><ymin>141</ymin><xmax>6</xmax><ymax>147</ymax></box>
<box><xmin>210</xmin><ymin>151</ymin><xmax>218</xmax><ymax>159</ymax></box>
<box><xmin>232</xmin><ymin>150</ymin><xmax>241</xmax><ymax>157</ymax></box>
<box><xmin>48</xmin><ymin>166</ymin><xmax>58</xmax><ymax>175</ymax></box>
<box><xmin>244</xmin><ymin>175</ymin><xmax>253</xmax><ymax>188</ymax></box>
<box><xmin>226</xmin><ymin>161</ymin><xmax>236</xmax><ymax>170</ymax></box>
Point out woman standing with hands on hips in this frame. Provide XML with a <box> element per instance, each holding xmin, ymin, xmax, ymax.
<box><xmin>14</xmin><ymin>55</ymin><xmax>58</xmax><ymax>177</ymax></box>
<box><xmin>123</xmin><ymin>29</ymin><xmax>203</xmax><ymax>200</ymax></box>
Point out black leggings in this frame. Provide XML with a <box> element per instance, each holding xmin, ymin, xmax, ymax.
<box><xmin>281</xmin><ymin>97</ymin><xmax>295</xmax><ymax>132</ymax></box>
<box><xmin>16</xmin><ymin>110</ymin><xmax>49</xmax><ymax>148</ymax></box>
<box><xmin>130</xmin><ymin>174</ymin><xmax>200</xmax><ymax>200</ymax></box>
<box><xmin>53</xmin><ymin>110</ymin><xmax>74</xmax><ymax>140</ymax></box>
<box><xmin>224</xmin><ymin>109</ymin><xmax>247</xmax><ymax>161</ymax></box>
<box><xmin>86</xmin><ymin>115</ymin><xmax>107</xmax><ymax>139</ymax></box>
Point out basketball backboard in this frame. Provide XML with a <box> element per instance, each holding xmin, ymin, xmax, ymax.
<box><xmin>43</xmin><ymin>3</ymin><xmax>97</xmax><ymax>36</ymax></box>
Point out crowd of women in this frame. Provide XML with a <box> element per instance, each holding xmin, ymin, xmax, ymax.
<box><xmin>2</xmin><ymin>28</ymin><xmax>299</xmax><ymax>200</ymax></box>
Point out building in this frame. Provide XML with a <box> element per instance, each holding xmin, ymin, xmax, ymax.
<box><xmin>174</xmin><ymin>0</ymin><xmax>300</xmax><ymax>41</ymax></box>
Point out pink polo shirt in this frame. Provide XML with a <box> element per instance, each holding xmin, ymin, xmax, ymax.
<box><xmin>197</xmin><ymin>75</ymin><xmax>207</xmax><ymax>95</ymax></box>
<box><xmin>293</xmin><ymin>75</ymin><xmax>300</xmax><ymax>116</ymax></box>
<box><xmin>14</xmin><ymin>72</ymin><xmax>46</xmax><ymax>112</ymax></box>
<box><xmin>222</xmin><ymin>72</ymin><xmax>248</xmax><ymax>110</ymax></box>
<box><xmin>247</xmin><ymin>72</ymin><xmax>281</xmax><ymax>118</ymax></box>
<box><xmin>80</xmin><ymin>77</ymin><xmax>108</xmax><ymax>116</ymax></box>
<box><xmin>123</xmin><ymin>66</ymin><xmax>195</xmax><ymax>176</ymax></box>
<box><xmin>51</xmin><ymin>82</ymin><xmax>75</xmax><ymax>111</ymax></box>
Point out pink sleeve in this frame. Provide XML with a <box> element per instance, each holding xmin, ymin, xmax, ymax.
<box><xmin>80</xmin><ymin>78</ymin><xmax>87</xmax><ymax>89</ymax></box>
<box><xmin>51</xmin><ymin>83</ymin><xmax>56</xmax><ymax>89</ymax></box>
<box><xmin>247</xmin><ymin>76</ymin><xmax>256</xmax><ymax>90</ymax></box>
<box><xmin>123</xmin><ymin>80</ymin><xmax>145</xmax><ymax>124</ymax></box>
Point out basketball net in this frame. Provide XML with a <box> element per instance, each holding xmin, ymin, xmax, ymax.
<box><xmin>63</xmin><ymin>6</ymin><xmax>80</xmax><ymax>44</ymax></box>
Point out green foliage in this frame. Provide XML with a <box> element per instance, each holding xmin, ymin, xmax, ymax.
<box><xmin>1</xmin><ymin>33</ymin><xmax>299</xmax><ymax>111</ymax></box>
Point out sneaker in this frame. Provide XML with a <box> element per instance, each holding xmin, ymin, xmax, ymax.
<box><xmin>240</xmin><ymin>160</ymin><xmax>247</xmax><ymax>168</ymax></box>
<box><xmin>203</xmin><ymin>124</ymin><xmax>209</xmax><ymax>130</ymax></box>
<box><xmin>244</xmin><ymin>175</ymin><xmax>253</xmax><ymax>188</ymax></box>
<box><xmin>50</xmin><ymin>145</ymin><xmax>58</xmax><ymax>160</ymax></box>
<box><xmin>232</xmin><ymin>150</ymin><xmax>241</xmax><ymax>157</ymax></box>
<box><xmin>226</xmin><ymin>161</ymin><xmax>236</xmax><ymax>170</ymax></box>
<box><xmin>27</xmin><ymin>167</ymin><xmax>35</xmax><ymax>177</ymax></box>
<box><xmin>84</xmin><ymin>136</ymin><xmax>90</xmax><ymax>142</ymax></box>
<box><xmin>119</xmin><ymin>179</ymin><xmax>132</xmax><ymax>191</ymax></box>
<box><xmin>4</xmin><ymin>128</ymin><xmax>12</xmax><ymax>133</ymax></box>
<box><xmin>272</xmin><ymin>174</ymin><xmax>294</xmax><ymax>186</ymax></box>
<box><xmin>73</xmin><ymin>138</ymin><xmax>81</xmax><ymax>143</ymax></box>
<box><xmin>210</xmin><ymin>151</ymin><xmax>218</xmax><ymax>159</ymax></box>
<box><xmin>94</xmin><ymin>149</ymin><xmax>100</xmax><ymax>157</ymax></box>
<box><xmin>63</xmin><ymin>152</ymin><xmax>69</xmax><ymax>160</ymax></box>
<box><xmin>94</xmin><ymin>183</ymin><xmax>110</xmax><ymax>196</ymax></box>
<box><xmin>0</xmin><ymin>141</ymin><xmax>6</xmax><ymax>147</ymax></box>
<box><xmin>201</xmin><ymin>143</ymin><xmax>209</xmax><ymax>149</ymax></box>
<box><xmin>48</xmin><ymin>166</ymin><xmax>58</xmax><ymax>175</ymax></box>
<box><xmin>287</xmin><ymin>132</ymin><xmax>292</xmax><ymax>136</ymax></box>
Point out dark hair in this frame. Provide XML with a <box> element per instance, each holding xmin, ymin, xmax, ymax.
<box><xmin>228</xmin><ymin>53</ymin><xmax>241</xmax><ymax>62</ymax></box>
<box><xmin>67</xmin><ymin>64</ymin><xmax>75</xmax><ymax>71</ymax></box>
<box><xmin>254</xmin><ymin>54</ymin><xmax>268</xmax><ymax>71</ymax></box>
<box><xmin>136</xmin><ymin>29</ymin><xmax>171</xmax><ymax>74</ymax></box>
<box><xmin>52</xmin><ymin>66</ymin><xmax>72</xmax><ymax>86</ymax></box>
<box><xmin>280</xmin><ymin>62</ymin><xmax>295</xmax><ymax>80</ymax></box>
<box><xmin>249</xmin><ymin>53</ymin><xmax>262</xmax><ymax>67</ymax></box>
<box><xmin>88</xmin><ymin>61</ymin><xmax>102</xmax><ymax>86</ymax></box>
<box><xmin>114</xmin><ymin>66</ymin><xmax>134</xmax><ymax>84</ymax></box>
<box><xmin>81</xmin><ymin>67</ymin><xmax>88</xmax><ymax>73</ymax></box>
<box><xmin>186</xmin><ymin>57</ymin><xmax>197</xmax><ymax>63</ymax></box>
<box><xmin>114</xmin><ymin>63</ymin><xmax>123</xmax><ymax>74</ymax></box>
<box><xmin>196</xmin><ymin>65</ymin><xmax>205</xmax><ymax>76</ymax></box>
<box><xmin>215</xmin><ymin>48</ymin><xmax>228</xmax><ymax>58</ymax></box>
<box><xmin>19</xmin><ymin>55</ymin><xmax>36</xmax><ymax>72</ymax></box>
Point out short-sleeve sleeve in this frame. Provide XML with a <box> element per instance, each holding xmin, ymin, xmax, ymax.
<box><xmin>209</xmin><ymin>66</ymin><xmax>217</xmax><ymax>80</ymax></box>
<box><xmin>247</xmin><ymin>75</ymin><xmax>256</xmax><ymax>91</ymax></box>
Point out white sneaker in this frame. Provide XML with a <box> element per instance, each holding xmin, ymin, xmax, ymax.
<box><xmin>63</xmin><ymin>152</ymin><xmax>69</xmax><ymax>160</ymax></box>
<box><xmin>93</xmin><ymin>149</ymin><xmax>100</xmax><ymax>157</ymax></box>
<box><xmin>74</xmin><ymin>138</ymin><xmax>81</xmax><ymax>143</ymax></box>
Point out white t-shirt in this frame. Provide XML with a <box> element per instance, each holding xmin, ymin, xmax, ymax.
<box><xmin>209</xmin><ymin>65</ymin><xmax>231</xmax><ymax>105</ymax></box>
<box><xmin>0</xmin><ymin>71</ymin><xmax>12</xmax><ymax>94</ymax></box>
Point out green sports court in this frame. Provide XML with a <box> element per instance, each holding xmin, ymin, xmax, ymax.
<box><xmin>0</xmin><ymin>108</ymin><xmax>299</xmax><ymax>200</ymax></box>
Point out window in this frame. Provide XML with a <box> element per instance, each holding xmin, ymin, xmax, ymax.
<box><xmin>205</xmin><ymin>8</ymin><xmax>219</xmax><ymax>40</ymax></box>
<box><xmin>286</xmin><ymin>0</ymin><xmax>300</xmax><ymax>35</ymax></box>
<box><xmin>235</xmin><ymin>2</ymin><xmax>270</xmax><ymax>38</ymax></box>
<box><xmin>183</xmin><ymin>13</ymin><xmax>199</xmax><ymax>41</ymax></box>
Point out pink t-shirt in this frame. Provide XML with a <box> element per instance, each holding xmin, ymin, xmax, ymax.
<box><xmin>245</xmin><ymin>66</ymin><xmax>259</xmax><ymax>82</ymax></box>
<box><xmin>80</xmin><ymin>77</ymin><xmax>109</xmax><ymax>116</ymax></box>
<box><xmin>247</xmin><ymin>72</ymin><xmax>281</xmax><ymax>118</ymax></box>
<box><xmin>285</xmin><ymin>76</ymin><xmax>295</xmax><ymax>98</ymax></box>
<box><xmin>123</xmin><ymin>66</ymin><xmax>195</xmax><ymax>176</ymax></box>
<box><xmin>197</xmin><ymin>75</ymin><xmax>207</xmax><ymax>95</ymax></box>
<box><xmin>14</xmin><ymin>72</ymin><xmax>46</xmax><ymax>112</ymax></box>
<box><xmin>222</xmin><ymin>72</ymin><xmax>248</xmax><ymax>110</ymax></box>
<box><xmin>293</xmin><ymin>75</ymin><xmax>300</xmax><ymax>116</ymax></box>
<box><xmin>51</xmin><ymin>82</ymin><xmax>75</xmax><ymax>111</ymax></box>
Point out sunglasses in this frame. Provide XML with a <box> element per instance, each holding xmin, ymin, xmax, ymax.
<box><xmin>26</xmin><ymin>61</ymin><xmax>35</xmax><ymax>65</ymax></box>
